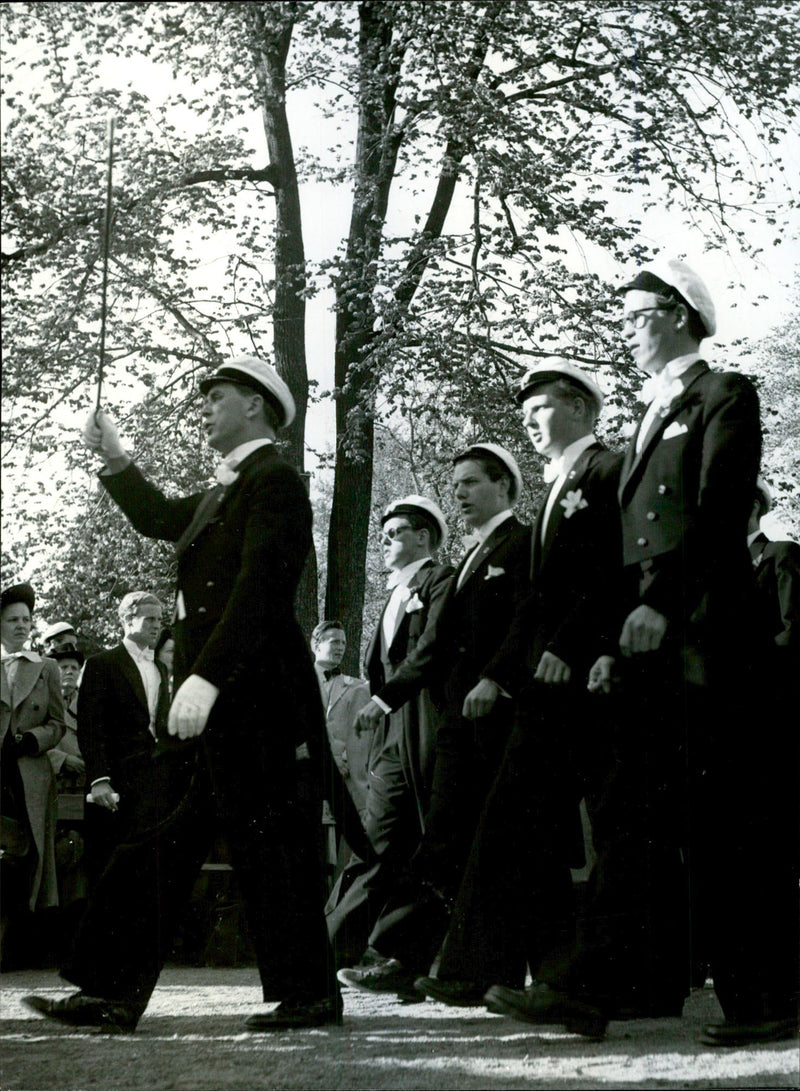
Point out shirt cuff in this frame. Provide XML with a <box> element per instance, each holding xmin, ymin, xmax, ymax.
<box><xmin>372</xmin><ymin>695</ymin><xmax>392</xmax><ymax>715</ymax></box>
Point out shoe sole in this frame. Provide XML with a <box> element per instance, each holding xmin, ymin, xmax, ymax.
<box><xmin>485</xmin><ymin>989</ymin><xmax>607</xmax><ymax>1040</ymax></box>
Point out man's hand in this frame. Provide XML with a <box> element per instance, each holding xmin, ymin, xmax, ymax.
<box><xmin>83</xmin><ymin>409</ymin><xmax>127</xmax><ymax>463</ymax></box>
<box><xmin>534</xmin><ymin>651</ymin><xmax>572</xmax><ymax>686</ymax></box>
<box><xmin>168</xmin><ymin>674</ymin><xmax>220</xmax><ymax>739</ymax></box>
<box><xmin>357</xmin><ymin>699</ymin><xmax>386</xmax><ymax>733</ymax></box>
<box><xmin>462</xmin><ymin>678</ymin><xmax>500</xmax><ymax>719</ymax></box>
<box><xmin>619</xmin><ymin>605</ymin><xmax>668</xmax><ymax>656</ymax></box>
<box><xmin>588</xmin><ymin>655</ymin><xmax>617</xmax><ymax>694</ymax></box>
<box><xmin>91</xmin><ymin>781</ymin><xmax>119</xmax><ymax>812</ymax></box>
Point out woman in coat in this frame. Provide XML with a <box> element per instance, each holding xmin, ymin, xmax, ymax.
<box><xmin>1</xmin><ymin>583</ymin><xmax>66</xmax><ymax>940</ymax></box>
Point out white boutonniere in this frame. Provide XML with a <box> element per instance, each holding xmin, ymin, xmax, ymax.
<box><xmin>561</xmin><ymin>489</ymin><xmax>589</xmax><ymax>519</ymax></box>
<box><xmin>405</xmin><ymin>593</ymin><xmax>424</xmax><ymax>613</ymax></box>
<box><xmin>484</xmin><ymin>565</ymin><xmax>505</xmax><ymax>580</ymax></box>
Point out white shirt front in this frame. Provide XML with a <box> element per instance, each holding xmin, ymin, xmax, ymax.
<box><xmin>540</xmin><ymin>433</ymin><xmax>597</xmax><ymax>541</ymax></box>
<box><xmin>635</xmin><ymin>352</ymin><xmax>703</xmax><ymax>454</ymax></box>
<box><xmin>122</xmin><ymin>637</ymin><xmax>161</xmax><ymax>735</ymax></box>
<box><xmin>456</xmin><ymin>510</ymin><xmax>513</xmax><ymax>590</ymax></box>
<box><xmin>382</xmin><ymin>557</ymin><xmax>432</xmax><ymax>649</ymax></box>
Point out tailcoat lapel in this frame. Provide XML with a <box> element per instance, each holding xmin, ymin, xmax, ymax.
<box><xmin>538</xmin><ymin>446</ymin><xmax>598</xmax><ymax>568</ymax></box>
<box><xmin>455</xmin><ymin>517</ymin><xmax>516</xmax><ymax>593</ymax></box>
<box><xmin>116</xmin><ymin>644</ymin><xmax>150</xmax><ymax>712</ymax></box>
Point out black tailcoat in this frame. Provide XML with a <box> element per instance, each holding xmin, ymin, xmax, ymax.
<box><xmin>62</xmin><ymin>445</ymin><xmax>338</xmax><ymax>1008</ymax></box>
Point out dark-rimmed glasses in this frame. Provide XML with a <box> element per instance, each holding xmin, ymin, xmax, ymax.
<box><xmin>380</xmin><ymin>523</ymin><xmax>413</xmax><ymax>543</ymax></box>
<box><xmin>622</xmin><ymin>304</ymin><xmax>676</xmax><ymax>330</ymax></box>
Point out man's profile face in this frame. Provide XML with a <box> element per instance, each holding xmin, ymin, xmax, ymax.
<box><xmin>125</xmin><ymin>605</ymin><xmax>163</xmax><ymax>648</ymax></box>
<box><xmin>202</xmin><ymin>382</ymin><xmax>254</xmax><ymax>456</ymax></box>
<box><xmin>46</xmin><ymin>632</ymin><xmax>77</xmax><ymax>654</ymax></box>
<box><xmin>452</xmin><ymin>460</ymin><xmax>508</xmax><ymax>529</ymax></box>
<box><xmin>621</xmin><ymin>289</ymin><xmax>679</xmax><ymax>374</ymax></box>
<box><xmin>315</xmin><ymin>628</ymin><xmax>346</xmax><ymax>668</ymax></box>
<box><xmin>522</xmin><ymin>385</ymin><xmax>576</xmax><ymax>460</ymax></box>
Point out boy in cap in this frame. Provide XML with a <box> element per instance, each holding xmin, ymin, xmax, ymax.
<box><xmin>326</xmin><ymin>496</ymin><xmax>453</xmax><ymax>973</ymax></box>
<box><xmin>339</xmin><ymin>445</ymin><xmax>531</xmax><ymax>998</ymax></box>
<box><xmin>26</xmin><ymin>357</ymin><xmax>343</xmax><ymax>1032</ymax></box>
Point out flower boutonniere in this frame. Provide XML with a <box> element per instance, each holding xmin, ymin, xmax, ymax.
<box><xmin>484</xmin><ymin>565</ymin><xmax>505</xmax><ymax>580</ymax></box>
<box><xmin>405</xmin><ymin>593</ymin><xmax>424</xmax><ymax>613</ymax></box>
<box><xmin>561</xmin><ymin>489</ymin><xmax>589</xmax><ymax>519</ymax></box>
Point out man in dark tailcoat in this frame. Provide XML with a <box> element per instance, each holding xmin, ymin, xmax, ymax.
<box><xmin>416</xmin><ymin>361</ymin><xmax>628</xmax><ymax>1010</ymax></box>
<box><xmin>77</xmin><ymin>591</ymin><xmax>170</xmax><ymax>887</ymax></box>
<box><xmin>486</xmin><ymin>259</ymin><xmax>798</xmax><ymax>1046</ymax></box>
<box><xmin>26</xmin><ymin>356</ymin><xmax>341</xmax><ymax>1033</ymax></box>
<box><xmin>339</xmin><ymin>445</ymin><xmax>530</xmax><ymax>997</ymax></box>
<box><xmin>326</xmin><ymin>496</ymin><xmax>453</xmax><ymax>972</ymax></box>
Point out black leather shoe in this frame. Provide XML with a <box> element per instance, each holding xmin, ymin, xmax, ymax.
<box><xmin>244</xmin><ymin>997</ymin><xmax>343</xmax><ymax>1031</ymax></box>
<box><xmin>23</xmin><ymin>992</ymin><xmax>140</xmax><ymax>1033</ymax></box>
<box><xmin>484</xmin><ymin>982</ymin><xmax>607</xmax><ymax>1039</ymax></box>
<box><xmin>414</xmin><ymin>977</ymin><xmax>486</xmax><ymax>1007</ymax></box>
<box><xmin>698</xmin><ymin>1018</ymin><xmax>798</xmax><ymax>1047</ymax></box>
<box><xmin>337</xmin><ymin>958</ymin><xmax>422</xmax><ymax>1002</ymax></box>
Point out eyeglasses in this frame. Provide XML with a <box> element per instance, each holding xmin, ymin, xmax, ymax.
<box><xmin>379</xmin><ymin>524</ymin><xmax>413</xmax><ymax>543</ymax></box>
<box><xmin>621</xmin><ymin>305</ymin><xmax>676</xmax><ymax>330</ymax></box>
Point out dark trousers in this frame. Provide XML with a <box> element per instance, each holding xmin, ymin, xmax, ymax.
<box><xmin>436</xmin><ymin>685</ymin><xmax>591</xmax><ymax>990</ymax></box>
<box><xmin>368</xmin><ymin>704</ymin><xmax>512</xmax><ymax>973</ymax></box>
<box><xmin>62</xmin><ymin>733</ymin><xmax>336</xmax><ymax>1010</ymax></box>
<box><xmin>541</xmin><ymin>650</ymin><xmax>799</xmax><ymax>1022</ymax></box>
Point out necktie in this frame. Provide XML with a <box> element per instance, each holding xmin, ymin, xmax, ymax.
<box><xmin>543</xmin><ymin>459</ymin><xmax>562</xmax><ymax>484</ymax></box>
<box><xmin>323</xmin><ymin>667</ymin><xmax>342</xmax><ymax>682</ymax></box>
<box><xmin>215</xmin><ymin>459</ymin><xmax>239</xmax><ymax>486</ymax></box>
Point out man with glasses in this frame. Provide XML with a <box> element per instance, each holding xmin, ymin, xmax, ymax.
<box><xmin>486</xmin><ymin>259</ymin><xmax>798</xmax><ymax>1046</ymax></box>
<box><xmin>326</xmin><ymin>496</ymin><xmax>453</xmax><ymax>975</ymax></box>
<box><xmin>339</xmin><ymin>446</ymin><xmax>530</xmax><ymax>999</ymax></box>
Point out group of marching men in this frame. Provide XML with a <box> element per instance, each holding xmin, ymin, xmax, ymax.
<box><xmin>17</xmin><ymin>256</ymin><xmax>798</xmax><ymax>1044</ymax></box>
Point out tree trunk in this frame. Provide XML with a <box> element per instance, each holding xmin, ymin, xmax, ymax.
<box><xmin>246</xmin><ymin>1</ymin><xmax>318</xmax><ymax>638</ymax></box>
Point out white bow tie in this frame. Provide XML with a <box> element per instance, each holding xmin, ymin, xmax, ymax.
<box><xmin>214</xmin><ymin>460</ymin><xmax>239</xmax><ymax>486</ymax></box>
<box><xmin>462</xmin><ymin>533</ymin><xmax>481</xmax><ymax>552</ymax></box>
<box><xmin>639</xmin><ymin>373</ymin><xmax>684</xmax><ymax>408</ymax></box>
<box><xmin>135</xmin><ymin>648</ymin><xmax>155</xmax><ymax>662</ymax></box>
<box><xmin>543</xmin><ymin>459</ymin><xmax>562</xmax><ymax>484</ymax></box>
<box><xmin>386</xmin><ymin>571</ymin><xmax>405</xmax><ymax>590</ymax></box>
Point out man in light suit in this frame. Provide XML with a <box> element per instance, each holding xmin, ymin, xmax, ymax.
<box><xmin>326</xmin><ymin>496</ymin><xmax>453</xmax><ymax>974</ymax></box>
<box><xmin>487</xmin><ymin>260</ymin><xmax>798</xmax><ymax>1045</ymax></box>
<box><xmin>312</xmin><ymin>620</ymin><xmax>372</xmax><ymax>820</ymax></box>
<box><xmin>77</xmin><ymin>592</ymin><xmax>170</xmax><ymax>887</ymax></box>
<box><xmin>339</xmin><ymin>446</ymin><xmax>530</xmax><ymax>997</ymax></box>
<box><xmin>26</xmin><ymin>356</ymin><xmax>341</xmax><ymax>1033</ymax></box>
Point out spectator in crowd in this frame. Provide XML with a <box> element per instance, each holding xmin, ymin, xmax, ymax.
<box><xmin>41</xmin><ymin>622</ymin><xmax>78</xmax><ymax>657</ymax></box>
<box><xmin>77</xmin><ymin>592</ymin><xmax>170</xmax><ymax>888</ymax></box>
<box><xmin>47</xmin><ymin>648</ymin><xmax>85</xmax><ymax>791</ymax></box>
<box><xmin>1</xmin><ymin>583</ymin><xmax>66</xmax><ymax>961</ymax></box>
<box><xmin>748</xmin><ymin>477</ymin><xmax>800</xmax><ymax>657</ymax></box>
<box><xmin>312</xmin><ymin>620</ymin><xmax>371</xmax><ymax>820</ymax></box>
<box><xmin>416</xmin><ymin>361</ymin><xmax>626</xmax><ymax>1011</ymax></box>
<box><xmin>26</xmin><ymin>356</ymin><xmax>343</xmax><ymax>1034</ymax></box>
<box><xmin>486</xmin><ymin>258</ymin><xmax>798</xmax><ymax>1046</ymax></box>
<box><xmin>326</xmin><ymin>497</ymin><xmax>453</xmax><ymax>973</ymax></box>
<box><xmin>339</xmin><ymin>445</ymin><xmax>530</xmax><ymax>1000</ymax></box>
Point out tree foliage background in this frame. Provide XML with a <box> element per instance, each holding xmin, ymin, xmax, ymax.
<box><xmin>2</xmin><ymin>0</ymin><xmax>798</xmax><ymax>663</ymax></box>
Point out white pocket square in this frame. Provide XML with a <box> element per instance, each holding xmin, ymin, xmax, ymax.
<box><xmin>662</xmin><ymin>421</ymin><xmax>688</xmax><ymax>440</ymax></box>
<box><xmin>484</xmin><ymin>565</ymin><xmax>505</xmax><ymax>580</ymax></box>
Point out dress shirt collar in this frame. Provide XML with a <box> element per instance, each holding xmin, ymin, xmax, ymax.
<box><xmin>639</xmin><ymin>352</ymin><xmax>703</xmax><ymax>404</ymax></box>
<box><xmin>0</xmin><ymin>647</ymin><xmax>40</xmax><ymax>662</ymax></box>
<box><xmin>544</xmin><ymin>433</ymin><xmax>596</xmax><ymax>484</ymax></box>
<box><xmin>747</xmin><ymin>529</ymin><xmax>765</xmax><ymax>548</ymax></box>
<box><xmin>221</xmin><ymin>438</ymin><xmax>273</xmax><ymax>470</ymax></box>
<box><xmin>470</xmin><ymin>509</ymin><xmax>513</xmax><ymax>547</ymax></box>
<box><xmin>386</xmin><ymin>556</ymin><xmax>432</xmax><ymax>591</ymax></box>
<box><xmin>123</xmin><ymin>637</ymin><xmax>155</xmax><ymax>662</ymax></box>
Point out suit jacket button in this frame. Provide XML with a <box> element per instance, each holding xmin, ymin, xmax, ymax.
<box><xmin>206</xmin><ymin>581</ymin><xmax>214</xmax><ymax>587</ymax></box>
<box><xmin>198</xmin><ymin>606</ymin><xmax>207</xmax><ymax>614</ymax></box>
<box><xmin>646</xmin><ymin>511</ymin><xmax>658</xmax><ymax>521</ymax></box>
<box><xmin>658</xmin><ymin>485</ymin><xmax>668</xmax><ymax>495</ymax></box>
<box><xmin>458</xmin><ymin>647</ymin><xmax>466</xmax><ymax>653</ymax></box>
<box><xmin>637</xmin><ymin>537</ymin><xmax>647</xmax><ymax>546</ymax></box>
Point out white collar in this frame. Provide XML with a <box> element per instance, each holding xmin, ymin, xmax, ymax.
<box><xmin>386</xmin><ymin>556</ymin><xmax>432</xmax><ymax>591</ymax></box>
<box><xmin>123</xmin><ymin>637</ymin><xmax>155</xmax><ymax>662</ymax></box>
<box><xmin>747</xmin><ymin>529</ymin><xmax>764</xmax><ymax>548</ymax></box>
<box><xmin>544</xmin><ymin>433</ymin><xmax>596</xmax><ymax>483</ymax></box>
<box><xmin>0</xmin><ymin>647</ymin><xmax>40</xmax><ymax>662</ymax></box>
<box><xmin>470</xmin><ymin>509</ymin><xmax>513</xmax><ymax>546</ymax></box>
<box><xmin>220</xmin><ymin>437</ymin><xmax>274</xmax><ymax>470</ymax></box>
